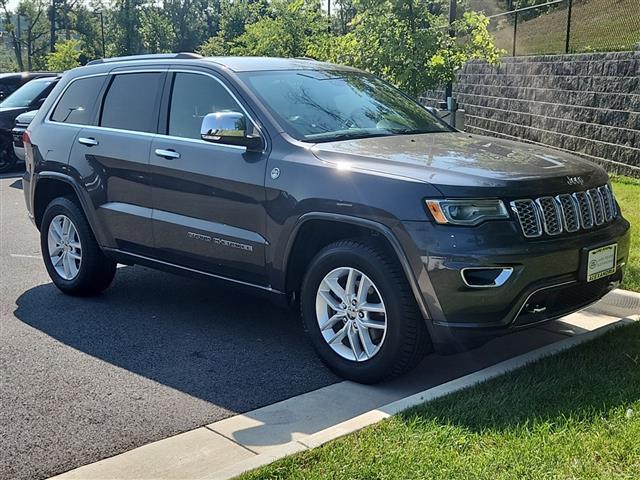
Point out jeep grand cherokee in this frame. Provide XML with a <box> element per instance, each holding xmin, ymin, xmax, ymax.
<box><xmin>22</xmin><ymin>54</ymin><xmax>630</xmax><ymax>383</ymax></box>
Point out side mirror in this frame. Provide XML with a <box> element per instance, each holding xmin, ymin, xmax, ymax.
<box><xmin>200</xmin><ymin>111</ymin><xmax>264</xmax><ymax>151</ymax></box>
<box><xmin>425</xmin><ymin>106</ymin><xmax>440</xmax><ymax>118</ymax></box>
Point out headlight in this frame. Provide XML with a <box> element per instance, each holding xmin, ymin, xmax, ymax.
<box><xmin>425</xmin><ymin>199</ymin><xmax>509</xmax><ymax>225</ymax></box>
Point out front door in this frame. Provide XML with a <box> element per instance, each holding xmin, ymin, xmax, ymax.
<box><xmin>149</xmin><ymin>70</ymin><xmax>269</xmax><ymax>285</ymax></box>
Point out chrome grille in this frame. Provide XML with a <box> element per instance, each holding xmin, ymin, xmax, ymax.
<box><xmin>573</xmin><ymin>191</ymin><xmax>594</xmax><ymax>229</ymax></box>
<box><xmin>511</xmin><ymin>184</ymin><xmax>617</xmax><ymax>238</ymax></box>
<box><xmin>510</xmin><ymin>199</ymin><xmax>542</xmax><ymax>237</ymax></box>
<box><xmin>536</xmin><ymin>197</ymin><xmax>562</xmax><ymax>235</ymax></box>
<box><xmin>598</xmin><ymin>185</ymin><xmax>616</xmax><ymax>219</ymax></box>
<box><xmin>588</xmin><ymin>188</ymin><xmax>605</xmax><ymax>225</ymax></box>
<box><xmin>556</xmin><ymin>194</ymin><xmax>580</xmax><ymax>232</ymax></box>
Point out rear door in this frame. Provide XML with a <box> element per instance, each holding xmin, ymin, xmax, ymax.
<box><xmin>68</xmin><ymin>70</ymin><xmax>166</xmax><ymax>254</ymax></box>
<box><xmin>149</xmin><ymin>69</ymin><xmax>269</xmax><ymax>285</ymax></box>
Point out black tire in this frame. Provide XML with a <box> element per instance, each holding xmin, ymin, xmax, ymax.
<box><xmin>0</xmin><ymin>140</ymin><xmax>17</xmax><ymax>173</ymax></box>
<box><xmin>301</xmin><ymin>240</ymin><xmax>431</xmax><ymax>384</ymax></box>
<box><xmin>41</xmin><ymin>197</ymin><xmax>117</xmax><ymax>296</ymax></box>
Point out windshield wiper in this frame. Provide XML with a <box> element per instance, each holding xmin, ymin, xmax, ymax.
<box><xmin>307</xmin><ymin>131</ymin><xmax>394</xmax><ymax>143</ymax></box>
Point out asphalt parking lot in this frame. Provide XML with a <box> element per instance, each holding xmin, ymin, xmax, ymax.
<box><xmin>0</xmin><ymin>172</ymin><xmax>339</xmax><ymax>480</ymax></box>
<box><xmin>1</xmin><ymin>169</ymin><xmax>630</xmax><ymax>480</ymax></box>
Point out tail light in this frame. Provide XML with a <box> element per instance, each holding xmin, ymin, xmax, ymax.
<box><xmin>23</xmin><ymin>130</ymin><xmax>33</xmax><ymax>167</ymax></box>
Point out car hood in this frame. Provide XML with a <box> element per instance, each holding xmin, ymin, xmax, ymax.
<box><xmin>310</xmin><ymin>132</ymin><xmax>609</xmax><ymax>197</ymax></box>
<box><xmin>14</xmin><ymin>109</ymin><xmax>37</xmax><ymax>126</ymax></box>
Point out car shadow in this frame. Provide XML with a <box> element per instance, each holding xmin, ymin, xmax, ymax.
<box><xmin>13</xmin><ymin>265</ymin><xmax>340</xmax><ymax>413</ymax></box>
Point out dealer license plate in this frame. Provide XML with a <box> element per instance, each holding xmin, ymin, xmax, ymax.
<box><xmin>586</xmin><ymin>244</ymin><xmax>617</xmax><ymax>282</ymax></box>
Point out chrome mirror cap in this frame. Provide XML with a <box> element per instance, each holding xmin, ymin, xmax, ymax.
<box><xmin>200</xmin><ymin>111</ymin><xmax>264</xmax><ymax>151</ymax></box>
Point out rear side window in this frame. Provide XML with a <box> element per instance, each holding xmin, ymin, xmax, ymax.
<box><xmin>100</xmin><ymin>73</ymin><xmax>164</xmax><ymax>133</ymax></box>
<box><xmin>51</xmin><ymin>76</ymin><xmax>104</xmax><ymax>125</ymax></box>
<box><xmin>168</xmin><ymin>72</ymin><xmax>241</xmax><ymax>140</ymax></box>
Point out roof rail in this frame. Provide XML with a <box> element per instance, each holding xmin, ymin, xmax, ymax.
<box><xmin>87</xmin><ymin>52</ymin><xmax>202</xmax><ymax>66</ymax></box>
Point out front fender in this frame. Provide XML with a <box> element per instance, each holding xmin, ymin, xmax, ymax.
<box><xmin>275</xmin><ymin>212</ymin><xmax>433</xmax><ymax>322</ymax></box>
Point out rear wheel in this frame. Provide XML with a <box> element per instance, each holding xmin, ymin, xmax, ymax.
<box><xmin>41</xmin><ymin>197</ymin><xmax>117</xmax><ymax>296</ymax></box>
<box><xmin>301</xmin><ymin>240</ymin><xmax>430</xmax><ymax>384</ymax></box>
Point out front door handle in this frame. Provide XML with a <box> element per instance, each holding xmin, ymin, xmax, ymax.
<box><xmin>155</xmin><ymin>148</ymin><xmax>181</xmax><ymax>160</ymax></box>
<box><xmin>78</xmin><ymin>137</ymin><xmax>98</xmax><ymax>147</ymax></box>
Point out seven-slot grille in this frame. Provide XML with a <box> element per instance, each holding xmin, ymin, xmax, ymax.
<box><xmin>511</xmin><ymin>185</ymin><xmax>617</xmax><ymax>238</ymax></box>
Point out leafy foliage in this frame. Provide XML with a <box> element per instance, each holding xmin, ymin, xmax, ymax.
<box><xmin>46</xmin><ymin>39</ymin><xmax>82</xmax><ymax>71</ymax></box>
<box><xmin>0</xmin><ymin>0</ymin><xmax>502</xmax><ymax>96</ymax></box>
<box><xmin>233</xmin><ymin>0</ymin><xmax>329</xmax><ymax>57</ymax></box>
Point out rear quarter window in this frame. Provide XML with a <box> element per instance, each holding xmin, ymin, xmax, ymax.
<box><xmin>51</xmin><ymin>76</ymin><xmax>105</xmax><ymax>125</ymax></box>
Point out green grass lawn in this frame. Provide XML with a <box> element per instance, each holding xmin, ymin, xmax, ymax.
<box><xmin>242</xmin><ymin>177</ymin><xmax>640</xmax><ymax>480</ymax></box>
<box><xmin>613</xmin><ymin>177</ymin><xmax>640</xmax><ymax>293</ymax></box>
<box><xmin>242</xmin><ymin>321</ymin><xmax>640</xmax><ymax>480</ymax></box>
<box><xmin>490</xmin><ymin>0</ymin><xmax>640</xmax><ymax>55</ymax></box>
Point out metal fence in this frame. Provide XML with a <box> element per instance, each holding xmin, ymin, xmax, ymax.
<box><xmin>486</xmin><ymin>0</ymin><xmax>640</xmax><ymax>56</ymax></box>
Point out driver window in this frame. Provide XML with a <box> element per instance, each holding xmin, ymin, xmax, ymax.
<box><xmin>168</xmin><ymin>72</ymin><xmax>240</xmax><ymax>140</ymax></box>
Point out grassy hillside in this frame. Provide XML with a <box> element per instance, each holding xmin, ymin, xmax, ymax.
<box><xmin>489</xmin><ymin>0</ymin><xmax>640</xmax><ymax>55</ymax></box>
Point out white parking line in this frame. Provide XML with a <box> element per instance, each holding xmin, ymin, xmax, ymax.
<box><xmin>10</xmin><ymin>254</ymin><xmax>41</xmax><ymax>259</ymax></box>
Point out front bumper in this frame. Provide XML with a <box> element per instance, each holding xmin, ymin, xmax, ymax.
<box><xmin>400</xmin><ymin>216</ymin><xmax>631</xmax><ymax>347</ymax></box>
<box><xmin>12</xmin><ymin>125</ymin><xmax>26</xmax><ymax>162</ymax></box>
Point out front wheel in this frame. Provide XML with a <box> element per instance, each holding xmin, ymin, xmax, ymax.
<box><xmin>301</xmin><ymin>240</ymin><xmax>430</xmax><ymax>384</ymax></box>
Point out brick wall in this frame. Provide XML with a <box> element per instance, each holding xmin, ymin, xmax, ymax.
<box><xmin>422</xmin><ymin>51</ymin><xmax>640</xmax><ymax>177</ymax></box>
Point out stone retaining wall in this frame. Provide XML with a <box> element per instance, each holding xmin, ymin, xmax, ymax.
<box><xmin>422</xmin><ymin>51</ymin><xmax>640</xmax><ymax>177</ymax></box>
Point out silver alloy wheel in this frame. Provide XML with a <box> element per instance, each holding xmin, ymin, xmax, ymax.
<box><xmin>47</xmin><ymin>214</ymin><xmax>82</xmax><ymax>280</ymax></box>
<box><xmin>315</xmin><ymin>267</ymin><xmax>387</xmax><ymax>362</ymax></box>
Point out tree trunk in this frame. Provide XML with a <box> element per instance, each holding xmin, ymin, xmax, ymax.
<box><xmin>49</xmin><ymin>3</ymin><xmax>56</xmax><ymax>53</ymax></box>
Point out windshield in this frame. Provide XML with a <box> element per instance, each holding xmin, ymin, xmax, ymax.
<box><xmin>0</xmin><ymin>79</ymin><xmax>54</xmax><ymax>108</ymax></box>
<box><xmin>239</xmin><ymin>70</ymin><xmax>451</xmax><ymax>142</ymax></box>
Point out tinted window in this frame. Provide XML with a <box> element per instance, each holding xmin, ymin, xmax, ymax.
<box><xmin>168</xmin><ymin>73</ymin><xmax>240</xmax><ymax>139</ymax></box>
<box><xmin>101</xmin><ymin>73</ymin><xmax>164</xmax><ymax>133</ymax></box>
<box><xmin>51</xmin><ymin>76</ymin><xmax>104</xmax><ymax>125</ymax></box>
<box><xmin>1</xmin><ymin>79</ymin><xmax>55</xmax><ymax>108</ymax></box>
<box><xmin>239</xmin><ymin>70</ymin><xmax>451</xmax><ymax>142</ymax></box>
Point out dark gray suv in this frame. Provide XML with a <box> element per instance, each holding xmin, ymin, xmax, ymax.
<box><xmin>22</xmin><ymin>54</ymin><xmax>631</xmax><ymax>383</ymax></box>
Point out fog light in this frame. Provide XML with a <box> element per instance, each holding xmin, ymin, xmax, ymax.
<box><xmin>461</xmin><ymin>267</ymin><xmax>513</xmax><ymax>288</ymax></box>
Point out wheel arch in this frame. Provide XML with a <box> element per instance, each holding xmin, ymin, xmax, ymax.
<box><xmin>282</xmin><ymin>213</ymin><xmax>431</xmax><ymax>321</ymax></box>
<box><xmin>33</xmin><ymin>173</ymin><xmax>102</xmax><ymax>242</ymax></box>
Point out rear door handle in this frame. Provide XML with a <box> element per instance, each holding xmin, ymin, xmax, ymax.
<box><xmin>78</xmin><ymin>137</ymin><xmax>98</xmax><ymax>147</ymax></box>
<box><xmin>155</xmin><ymin>148</ymin><xmax>181</xmax><ymax>160</ymax></box>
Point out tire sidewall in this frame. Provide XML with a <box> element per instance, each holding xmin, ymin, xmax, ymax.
<box><xmin>301</xmin><ymin>244</ymin><xmax>409</xmax><ymax>382</ymax></box>
<box><xmin>41</xmin><ymin>198</ymin><xmax>93</xmax><ymax>291</ymax></box>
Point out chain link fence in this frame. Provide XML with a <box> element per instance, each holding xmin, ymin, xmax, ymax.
<box><xmin>484</xmin><ymin>0</ymin><xmax>640</xmax><ymax>56</ymax></box>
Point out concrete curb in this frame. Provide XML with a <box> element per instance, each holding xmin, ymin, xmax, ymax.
<box><xmin>50</xmin><ymin>291</ymin><xmax>639</xmax><ymax>480</ymax></box>
<box><xmin>212</xmin><ymin>314</ymin><xmax>638</xmax><ymax>479</ymax></box>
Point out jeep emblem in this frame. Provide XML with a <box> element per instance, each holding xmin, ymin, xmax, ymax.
<box><xmin>566</xmin><ymin>176</ymin><xmax>584</xmax><ymax>186</ymax></box>
<box><xmin>270</xmin><ymin>168</ymin><xmax>281</xmax><ymax>180</ymax></box>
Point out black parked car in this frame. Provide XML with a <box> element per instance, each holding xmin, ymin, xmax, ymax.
<box><xmin>22</xmin><ymin>54</ymin><xmax>630</xmax><ymax>383</ymax></box>
<box><xmin>12</xmin><ymin>109</ymin><xmax>38</xmax><ymax>162</ymax></box>
<box><xmin>0</xmin><ymin>76</ymin><xmax>60</xmax><ymax>172</ymax></box>
<box><xmin>0</xmin><ymin>72</ymin><xmax>58</xmax><ymax>101</ymax></box>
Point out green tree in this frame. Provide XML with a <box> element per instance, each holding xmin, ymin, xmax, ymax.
<box><xmin>311</xmin><ymin>0</ymin><xmax>503</xmax><ymax>97</ymax></box>
<box><xmin>0</xmin><ymin>0</ymin><xmax>50</xmax><ymax>70</ymax></box>
<box><xmin>45</xmin><ymin>38</ymin><xmax>82</xmax><ymax>70</ymax></box>
<box><xmin>198</xmin><ymin>35</ymin><xmax>227</xmax><ymax>56</ymax></box>
<box><xmin>111</xmin><ymin>0</ymin><xmax>144</xmax><ymax>55</ymax></box>
<box><xmin>140</xmin><ymin>5</ymin><xmax>175</xmax><ymax>53</ymax></box>
<box><xmin>0</xmin><ymin>46</ymin><xmax>18</xmax><ymax>72</ymax></box>
<box><xmin>233</xmin><ymin>0</ymin><xmax>328</xmax><ymax>57</ymax></box>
